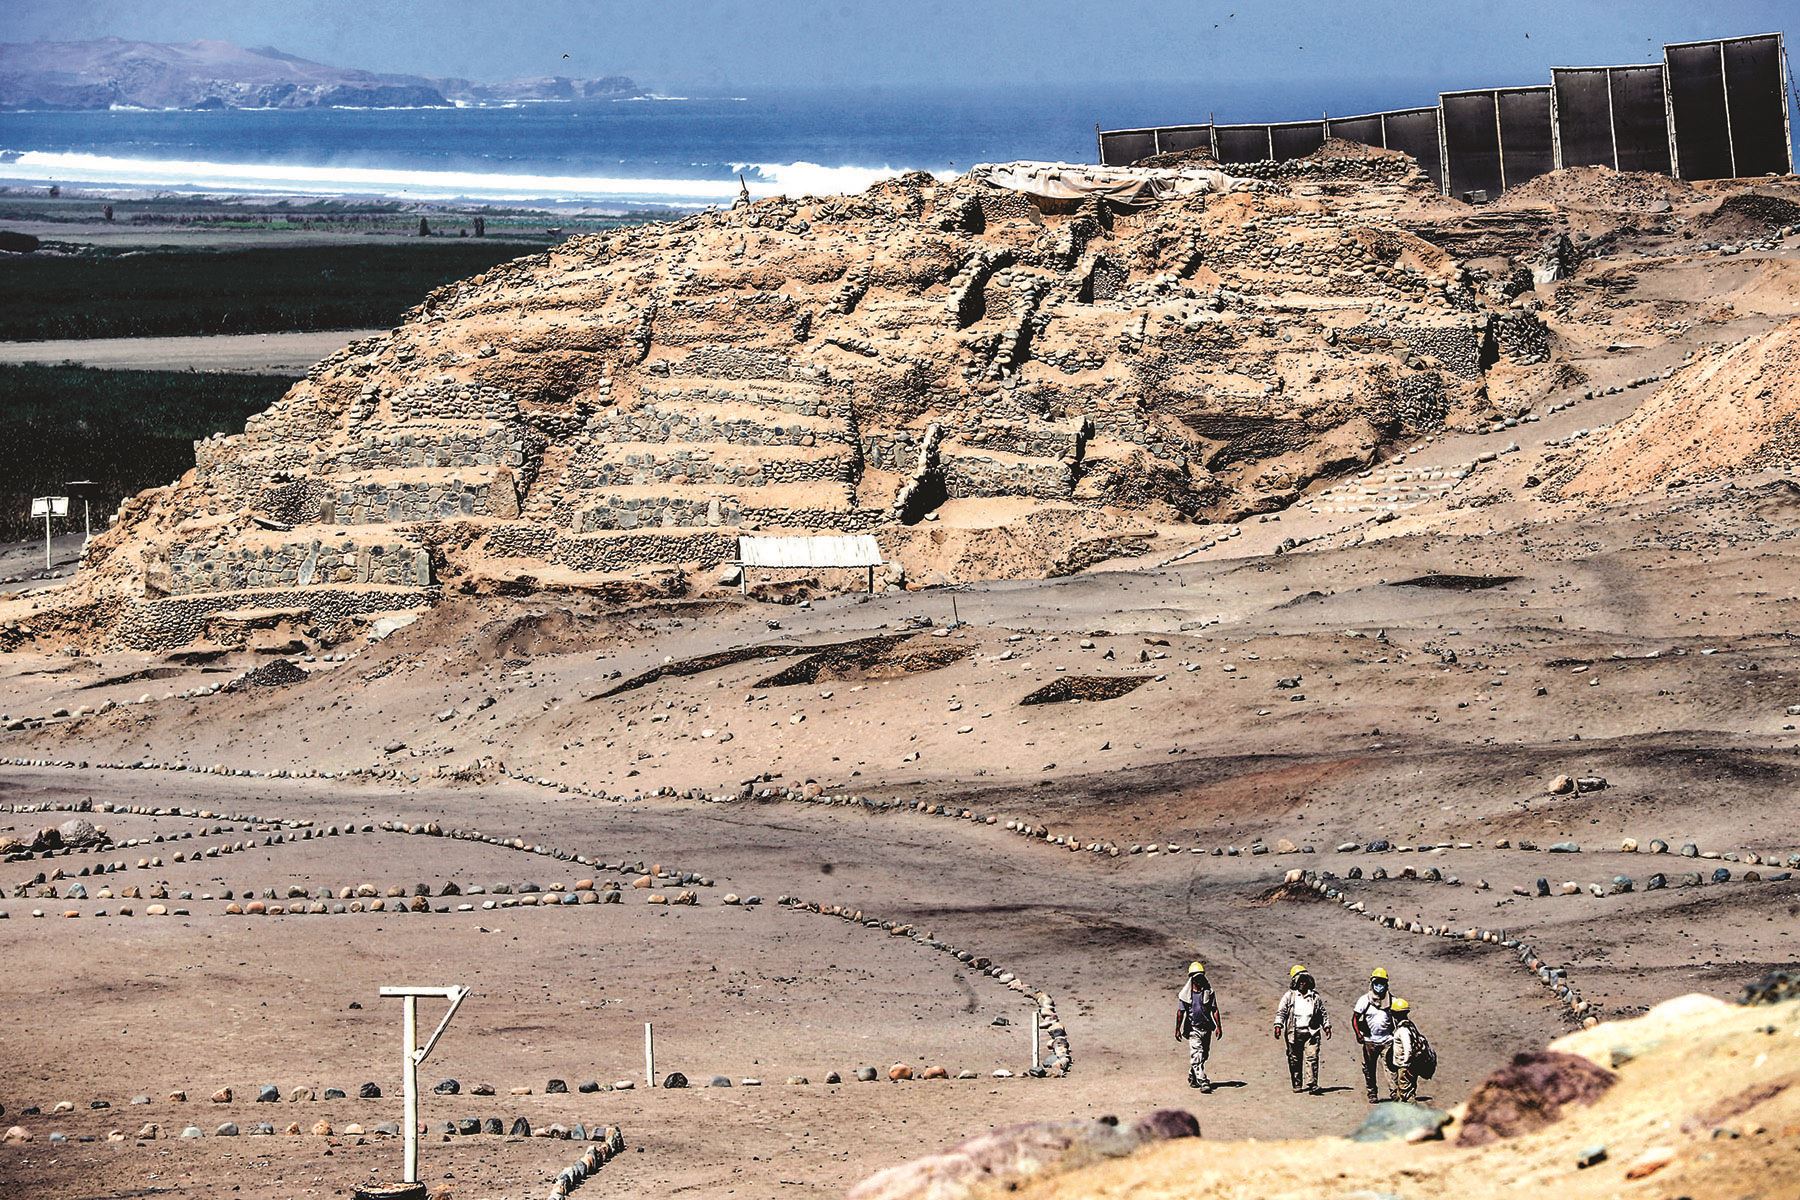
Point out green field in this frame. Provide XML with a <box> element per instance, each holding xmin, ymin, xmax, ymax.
<box><xmin>0</xmin><ymin>242</ymin><xmax>538</xmax><ymax>340</ymax></box>
<box><xmin>0</xmin><ymin>364</ymin><xmax>295</xmax><ymax>542</ymax></box>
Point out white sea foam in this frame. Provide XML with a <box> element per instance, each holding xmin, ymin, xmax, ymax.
<box><xmin>0</xmin><ymin>150</ymin><xmax>937</xmax><ymax>206</ymax></box>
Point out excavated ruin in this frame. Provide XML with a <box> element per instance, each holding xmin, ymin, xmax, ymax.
<box><xmin>67</xmin><ymin>147</ymin><xmax>1558</xmax><ymax>648</ymax></box>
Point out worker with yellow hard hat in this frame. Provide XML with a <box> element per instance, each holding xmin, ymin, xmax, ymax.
<box><xmin>1386</xmin><ymin>997</ymin><xmax>1427</xmax><ymax>1102</ymax></box>
<box><xmin>1175</xmin><ymin>960</ymin><xmax>1224</xmax><ymax>1092</ymax></box>
<box><xmin>1273</xmin><ymin>963</ymin><xmax>1331</xmax><ymax>1094</ymax></box>
<box><xmin>1352</xmin><ymin>967</ymin><xmax>1397</xmax><ymax>1103</ymax></box>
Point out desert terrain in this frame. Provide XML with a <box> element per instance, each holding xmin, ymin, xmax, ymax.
<box><xmin>1</xmin><ymin>149</ymin><xmax>1799</xmax><ymax>1199</ymax></box>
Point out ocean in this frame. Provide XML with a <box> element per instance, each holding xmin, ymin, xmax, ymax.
<box><xmin>0</xmin><ymin>82</ymin><xmax>1416</xmax><ymax>210</ymax></box>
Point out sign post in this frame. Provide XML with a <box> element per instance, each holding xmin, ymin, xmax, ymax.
<box><xmin>65</xmin><ymin>481</ymin><xmax>98</xmax><ymax>545</ymax></box>
<box><xmin>29</xmin><ymin>497</ymin><xmax>68</xmax><ymax>572</ymax></box>
<box><xmin>372</xmin><ymin>985</ymin><xmax>469</xmax><ymax>1197</ymax></box>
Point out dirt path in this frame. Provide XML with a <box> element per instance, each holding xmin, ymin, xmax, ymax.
<box><xmin>0</xmin><ymin>330</ymin><xmax>375</xmax><ymax>374</ymax></box>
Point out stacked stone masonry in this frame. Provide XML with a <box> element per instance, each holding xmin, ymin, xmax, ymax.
<box><xmin>74</xmin><ymin>156</ymin><xmax>1540</xmax><ymax>646</ymax></box>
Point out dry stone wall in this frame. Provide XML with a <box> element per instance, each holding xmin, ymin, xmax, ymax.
<box><xmin>67</xmin><ymin>157</ymin><xmax>1536</xmax><ymax>646</ymax></box>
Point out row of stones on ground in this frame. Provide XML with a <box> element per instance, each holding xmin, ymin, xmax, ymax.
<box><xmin>5</xmin><ymin>888</ymin><xmax>721</xmax><ymax>918</ymax></box>
<box><xmin>707</xmin><ymin>780</ymin><xmax>1800</xmax><ymax>874</ymax></box>
<box><xmin>6</xmin><ymin>1061</ymin><xmax>1040</xmax><ymax>1130</ymax></box>
<box><xmin>3</xmin><ymin>1117</ymin><xmax>626</xmax><ymax>1150</ymax></box>
<box><xmin>500</xmin><ymin>759</ymin><xmax>1800</xmax><ymax>876</ymax></box>
<box><xmin>1</xmin><ymin>779</ymin><xmax>706</xmax><ymax>896</ymax></box>
<box><xmin>776</xmin><ymin>894</ymin><xmax>1070</xmax><ymax>1076</ymax></box>
<box><xmin>1331</xmin><ymin>835</ymin><xmax>1800</xmax><ymax>867</ymax></box>
<box><xmin>11</xmin><ymin>759</ymin><xmax>1795</xmax><ymax>886</ymax></box>
<box><xmin>546</xmin><ymin>1125</ymin><xmax>627</xmax><ymax>1200</ymax></box>
<box><xmin>9</xmin><ymin>825</ymin><xmax>372</xmax><ymax>890</ymax></box>
<box><xmin>15</xmin><ymin>873</ymin><xmax>748</xmax><ymax>907</ymax></box>
<box><xmin>1293</xmin><ymin>868</ymin><xmax>1599</xmax><ymax>1026</ymax></box>
<box><xmin>1334</xmin><ymin>858</ymin><xmax>1795</xmax><ymax>896</ymax></box>
<box><xmin>0</xmin><ymin>753</ymin><xmax>430</xmax><ymax>785</ymax></box>
<box><xmin>6</xmin><ymin>819</ymin><xmax>339</xmax><ymax>867</ymax></box>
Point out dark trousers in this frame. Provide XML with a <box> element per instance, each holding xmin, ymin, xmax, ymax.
<box><xmin>1284</xmin><ymin>1032</ymin><xmax>1321</xmax><ymax>1090</ymax></box>
<box><xmin>1361</xmin><ymin>1042</ymin><xmax>1391</xmax><ymax>1100</ymax></box>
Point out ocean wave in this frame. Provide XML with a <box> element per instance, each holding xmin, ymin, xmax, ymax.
<box><xmin>733</xmin><ymin>160</ymin><xmax>941</xmax><ymax>195</ymax></box>
<box><xmin>0</xmin><ymin>150</ymin><xmax>936</xmax><ymax>206</ymax></box>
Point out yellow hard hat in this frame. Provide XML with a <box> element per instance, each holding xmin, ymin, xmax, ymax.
<box><xmin>1188</xmin><ymin>961</ymin><xmax>1205</xmax><ymax>975</ymax></box>
<box><xmin>1290</xmin><ymin>963</ymin><xmax>1308</xmax><ymax>979</ymax></box>
<box><xmin>1370</xmin><ymin>967</ymin><xmax>1389</xmax><ymax>981</ymax></box>
<box><xmin>1391</xmin><ymin>997</ymin><xmax>1411</xmax><ymax>1013</ymax></box>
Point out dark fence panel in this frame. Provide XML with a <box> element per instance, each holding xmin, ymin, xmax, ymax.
<box><xmin>1609</xmin><ymin>65</ymin><xmax>1673</xmax><ymax>174</ymax></box>
<box><xmin>1723</xmin><ymin>35</ymin><xmax>1791</xmax><ymax>176</ymax></box>
<box><xmin>1498</xmin><ymin>87</ymin><xmax>1555</xmax><ymax>187</ymax></box>
<box><xmin>1157</xmin><ymin>125</ymin><xmax>1215</xmax><ymax>156</ymax></box>
<box><xmin>1215</xmin><ymin>125</ymin><xmax>1274</xmax><ymax>162</ymax></box>
<box><xmin>1325</xmin><ymin>114</ymin><xmax>1384</xmax><ymax>145</ymax></box>
<box><xmin>1442</xmin><ymin>91</ymin><xmax>1504</xmax><ymax>199</ymax></box>
<box><xmin>1094</xmin><ymin>32</ymin><xmax>1785</xmax><ymax>190</ymax></box>
<box><xmin>1098</xmin><ymin>130</ymin><xmax>1159</xmax><ymax>166</ymax></box>
<box><xmin>1381</xmin><ymin>108</ymin><xmax>1445</xmax><ymax>191</ymax></box>
<box><xmin>1270</xmin><ymin>120</ymin><xmax>1327</xmax><ymax>160</ymax></box>
<box><xmin>1666</xmin><ymin>42</ymin><xmax>1735</xmax><ymax>179</ymax></box>
<box><xmin>1552</xmin><ymin>68</ymin><xmax>1617</xmax><ymax>168</ymax></box>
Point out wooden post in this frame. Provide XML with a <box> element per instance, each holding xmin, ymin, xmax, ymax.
<box><xmin>645</xmin><ymin>1021</ymin><xmax>655</xmax><ymax>1087</ymax></box>
<box><xmin>401</xmin><ymin>994</ymin><xmax>420</xmax><ymax>1183</ymax></box>
<box><xmin>1031</xmin><ymin>1016</ymin><xmax>1041</xmax><ymax>1072</ymax></box>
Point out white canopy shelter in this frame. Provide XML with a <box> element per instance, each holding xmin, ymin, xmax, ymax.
<box><xmin>736</xmin><ymin>534</ymin><xmax>884</xmax><ymax>593</ymax></box>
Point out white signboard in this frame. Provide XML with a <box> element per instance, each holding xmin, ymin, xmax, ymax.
<box><xmin>30</xmin><ymin>497</ymin><xmax>69</xmax><ymax>518</ymax></box>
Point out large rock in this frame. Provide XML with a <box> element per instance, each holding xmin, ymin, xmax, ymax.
<box><xmin>1456</xmin><ymin>1051</ymin><xmax>1617</xmax><ymax>1146</ymax></box>
<box><xmin>1348</xmin><ymin>1102</ymin><xmax>1451</xmax><ymax>1143</ymax></box>
<box><xmin>57</xmin><ymin>818</ymin><xmax>104</xmax><ymax>847</ymax></box>
<box><xmin>847</xmin><ymin>1110</ymin><xmax>1199</xmax><ymax>1200</ymax></box>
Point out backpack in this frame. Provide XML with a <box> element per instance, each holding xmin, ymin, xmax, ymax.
<box><xmin>1186</xmin><ymin>986</ymin><xmax>1216</xmax><ymax>1034</ymax></box>
<box><xmin>1411</xmin><ymin>1028</ymin><xmax>1438</xmax><ymax>1079</ymax></box>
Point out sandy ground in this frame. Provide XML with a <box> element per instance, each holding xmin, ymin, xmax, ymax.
<box><xmin>3</xmin><ymin>171</ymin><xmax>1799</xmax><ymax>1199</ymax></box>
<box><xmin>3</xmin><ymin>452</ymin><xmax>1798</xmax><ymax>1197</ymax></box>
<box><xmin>0</xmin><ymin>330</ymin><xmax>377</xmax><ymax>375</ymax></box>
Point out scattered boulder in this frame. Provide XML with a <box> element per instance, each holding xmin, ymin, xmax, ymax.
<box><xmin>1348</xmin><ymin>1102</ymin><xmax>1451</xmax><ymax>1143</ymax></box>
<box><xmin>1457</xmin><ymin>1051</ymin><xmax>1617</xmax><ymax>1146</ymax></box>
<box><xmin>846</xmin><ymin>1110</ymin><xmax>1198</xmax><ymax>1200</ymax></box>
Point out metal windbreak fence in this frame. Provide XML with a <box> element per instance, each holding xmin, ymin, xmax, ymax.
<box><xmin>1095</xmin><ymin>32</ymin><xmax>1794</xmax><ymax>199</ymax></box>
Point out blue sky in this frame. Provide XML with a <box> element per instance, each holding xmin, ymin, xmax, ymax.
<box><xmin>8</xmin><ymin>1</ymin><xmax>1797</xmax><ymax>94</ymax></box>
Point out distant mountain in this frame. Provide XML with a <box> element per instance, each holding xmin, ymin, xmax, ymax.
<box><xmin>0</xmin><ymin>38</ymin><xmax>644</xmax><ymax>111</ymax></box>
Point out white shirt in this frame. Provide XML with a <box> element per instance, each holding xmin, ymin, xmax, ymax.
<box><xmin>1354</xmin><ymin>991</ymin><xmax>1395</xmax><ymax>1044</ymax></box>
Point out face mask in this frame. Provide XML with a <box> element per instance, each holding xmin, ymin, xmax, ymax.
<box><xmin>1372</xmin><ymin>981</ymin><xmax>1387</xmax><ymax>993</ymax></box>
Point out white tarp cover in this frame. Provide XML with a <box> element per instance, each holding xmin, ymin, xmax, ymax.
<box><xmin>739</xmin><ymin>534</ymin><xmax>883</xmax><ymax>569</ymax></box>
<box><xmin>972</xmin><ymin>161</ymin><xmax>1256</xmax><ymax>205</ymax></box>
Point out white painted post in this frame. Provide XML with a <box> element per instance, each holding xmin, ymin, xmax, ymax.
<box><xmin>43</xmin><ymin>508</ymin><xmax>52</xmax><ymax>572</ymax></box>
<box><xmin>1030</xmin><ymin>1017</ymin><xmax>1041</xmax><ymax>1073</ymax></box>
<box><xmin>402</xmin><ymin>994</ymin><xmax>420</xmax><ymax>1183</ymax></box>
<box><xmin>645</xmin><ymin>1021</ymin><xmax>656</xmax><ymax>1087</ymax></box>
<box><xmin>379</xmin><ymin>984</ymin><xmax>466</xmax><ymax>1192</ymax></box>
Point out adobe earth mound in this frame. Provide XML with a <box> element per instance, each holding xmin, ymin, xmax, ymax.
<box><xmin>70</xmin><ymin>151</ymin><xmax>1545</xmax><ymax>648</ymax></box>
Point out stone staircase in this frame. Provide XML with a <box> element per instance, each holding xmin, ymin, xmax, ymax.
<box><xmin>1310</xmin><ymin>465</ymin><xmax>1468</xmax><ymax>515</ymax></box>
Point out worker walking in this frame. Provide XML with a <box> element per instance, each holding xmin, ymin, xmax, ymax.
<box><xmin>1175</xmin><ymin>961</ymin><xmax>1224</xmax><ymax>1092</ymax></box>
<box><xmin>1273</xmin><ymin>964</ymin><xmax>1331</xmax><ymax>1093</ymax></box>
<box><xmin>1387</xmin><ymin>997</ymin><xmax>1423</xmax><ymax>1102</ymax></box>
<box><xmin>1351</xmin><ymin>967</ymin><xmax>1396</xmax><ymax>1103</ymax></box>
